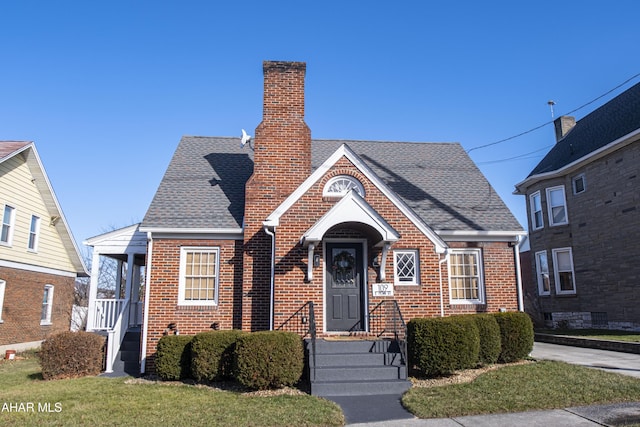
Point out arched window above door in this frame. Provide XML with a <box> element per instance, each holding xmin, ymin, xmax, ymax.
<box><xmin>323</xmin><ymin>175</ymin><xmax>365</xmax><ymax>198</ymax></box>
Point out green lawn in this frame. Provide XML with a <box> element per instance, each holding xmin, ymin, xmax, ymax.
<box><xmin>404</xmin><ymin>360</ymin><xmax>640</xmax><ymax>419</ymax></box>
<box><xmin>538</xmin><ymin>328</ymin><xmax>640</xmax><ymax>342</ymax></box>
<box><xmin>5</xmin><ymin>354</ymin><xmax>640</xmax><ymax>425</ymax></box>
<box><xmin>0</xmin><ymin>356</ymin><xmax>344</xmax><ymax>426</ymax></box>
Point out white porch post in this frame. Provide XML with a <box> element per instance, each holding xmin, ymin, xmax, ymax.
<box><xmin>125</xmin><ymin>253</ymin><xmax>134</xmax><ymax>302</ymax></box>
<box><xmin>115</xmin><ymin>260</ymin><xmax>124</xmax><ymax>299</ymax></box>
<box><xmin>87</xmin><ymin>250</ymin><xmax>101</xmax><ymax>331</ymax></box>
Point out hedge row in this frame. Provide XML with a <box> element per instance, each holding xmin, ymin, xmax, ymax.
<box><xmin>408</xmin><ymin>312</ymin><xmax>533</xmax><ymax>376</ymax></box>
<box><xmin>155</xmin><ymin>330</ymin><xmax>304</xmax><ymax>390</ymax></box>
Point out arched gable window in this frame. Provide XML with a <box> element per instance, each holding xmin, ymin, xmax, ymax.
<box><xmin>323</xmin><ymin>175</ymin><xmax>365</xmax><ymax>198</ymax></box>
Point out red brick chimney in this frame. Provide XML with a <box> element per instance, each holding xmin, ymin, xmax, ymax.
<box><xmin>242</xmin><ymin>61</ymin><xmax>311</xmax><ymax>331</ymax></box>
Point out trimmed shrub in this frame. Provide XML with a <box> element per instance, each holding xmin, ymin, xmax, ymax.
<box><xmin>39</xmin><ymin>331</ymin><xmax>105</xmax><ymax>380</ymax></box>
<box><xmin>155</xmin><ymin>335</ymin><xmax>193</xmax><ymax>380</ymax></box>
<box><xmin>407</xmin><ymin>316</ymin><xmax>480</xmax><ymax>377</ymax></box>
<box><xmin>234</xmin><ymin>331</ymin><xmax>304</xmax><ymax>390</ymax></box>
<box><xmin>191</xmin><ymin>330</ymin><xmax>245</xmax><ymax>382</ymax></box>
<box><xmin>470</xmin><ymin>313</ymin><xmax>502</xmax><ymax>365</ymax></box>
<box><xmin>494</xmin><ymin>311</ymin><xmax>534</xmax><ymax>363</ymax></box>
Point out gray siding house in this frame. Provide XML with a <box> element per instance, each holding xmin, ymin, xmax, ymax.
<box><xmin>515</xmin><ymin>82</ymin><xmax>640</xmax><ymax>330</ymax></box>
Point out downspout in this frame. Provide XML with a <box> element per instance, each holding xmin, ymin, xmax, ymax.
<box><xmin>514</xmin><ymin>238</ymin><xmax>524</xmax><ymax>312</ymax></box>
<box><xmin>140</xmin><ymin>232</ymin><xmax>153</xmax><ymax>374</ymax></box>
<box><xmin>438</xmin><ymin>251</ymin><xmax>448</xmax><ymax>317</ymax></box>
<box><xmin>264</xmin><ymin>225</ymin><xmax>276</xmax><ymax>331</ymax></box>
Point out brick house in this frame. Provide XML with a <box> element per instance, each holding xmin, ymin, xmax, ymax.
<box><xmin>514</xmin><ymin>82</ymin><xmax>640</xmax><ymax>330</ymax></box>
<box><xmin>0</xmin><ymin>141</ymin><xmax>87</xmax><ymax>353</ymax></box>
<box><xmin>86</xmin><ymin>61</ymin><xmax>524</xmax><ymax>381</ymax></box>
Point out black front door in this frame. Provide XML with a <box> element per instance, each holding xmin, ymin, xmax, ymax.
<box><xmin>325</xmin><ymin>242</ymin><xmax>364</xmax><ymax>331</ymax></box>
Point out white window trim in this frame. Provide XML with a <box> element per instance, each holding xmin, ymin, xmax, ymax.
<box><xmin>0</xmin><ymin>280</ymin><xmax>5</xmax><ymax>323</ymax></box>
<box><xmin>323</xmin><ymin>175</ymin><xmax>365</xmax><ymax>198</ymax></box>
<box><xmin>546</xmin><ymin>186</ymin><xmax>569</xmax><ymax>226</ymax></box>
<box><xmin>529</xmin><ymin>191</ymin><xmax>543</xmax><ymax>230</ymax></box>
<box><xmin>534</xmin><ymin>250</ymin><xmax>550</xmax><ymax>296</ymax></box>
<box><xmin>552</xmin><ymin>247</ymin><xmax>576</xmax><ymax>295</ymax></box>
<box><xmin>178</xmin><ymin>246</ymin><xmax>220</xmax><ymax>306</ymax></box>
<box><xmin>393</xmin><ymin>249</ymin><xmax>419</xmax><ymax>286</ymax></box>
<box><xmin>448</xmin><ymin>248</ymin><xmax>485</xmax><ymax>304</ymax></box>
<box><xmin>28</xmin><ymin>215</ymin><xmax>41</xmax><ymax>252</ymax></box>
<box><xmin>1</xmin><ymin>205</ymin><xmax>16</xmax><ymax>246</ymax></box>
<box><xmin>572</xmin><ymin>174</ymin><xmax>586</xmax><ymax>195</ymax></box>
<box><xmin>40</xmin><ymin>284</ymin><xmax>54</xmax><ymax>325</ymax></box>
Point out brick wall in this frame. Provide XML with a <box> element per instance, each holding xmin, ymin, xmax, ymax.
<box><xmin>0</xmin><ymin>266</ymin><xmax>75</xmax><ymax>347</ymax></box>
<box><xmin>144</xmin><ymin>238</ymin><xmax>243</xmax><ymax>371</ymax></box>
<box><xmin>526</xmin><ymin>141</ymin><xmax>640</xmax><ymax>329</ymax></box>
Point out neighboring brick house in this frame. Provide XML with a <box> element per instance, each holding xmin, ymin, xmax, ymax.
<box><xmin>0</xmin><ymin>141</ymin><xmax>87</xmax><ymax>353</ymax></box>
<box><xmin>514</xmin><ymin>82</ymin><xmax>640</xmax><ymax>330</ymax></box>
<box><xmin>134</xmin><ymin>61</ymin><xmax>525</xmax><ymax>373</ymax></box>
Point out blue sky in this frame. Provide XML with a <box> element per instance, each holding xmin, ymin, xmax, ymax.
<box><xmin>3</xmin><ymin>1</ymin><xmax>640</xmax><ymax>248</ymax></box>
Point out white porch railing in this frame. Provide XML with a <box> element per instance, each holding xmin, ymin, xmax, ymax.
<box><xmin>91</xmin><ymin>299</ymin><xmax>126</xmax><ymax>330</ymax></box>
<box><xmin>105</xmin><ymin>298</ymin><xmax>130</xmax><ymax>373</ymax></box>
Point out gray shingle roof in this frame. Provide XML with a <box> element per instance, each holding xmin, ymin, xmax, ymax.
<box><xmin>529</xmin><ymin>82</ymin><xmax>640</xmax><ymax>177</ymax></box>
<box><xmin>142</xmin><ymin>137</ymin><xmax>522</xmax><ymax>232</ymax></box>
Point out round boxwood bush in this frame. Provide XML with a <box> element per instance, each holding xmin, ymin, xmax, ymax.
<box><xmin>155</xmin><ymin>335</ymin><xmax>193</xmax><ymax>380</ymax></box>
<box><xmin>494</xmin><ymin>311</ymin><xmax>534</xmax><ymax>363</ymax></box>
<box><xmin>191</xmin><ymin>330</ymin><xmax>245</xmax><ymax>381</ymax></box>
<box><xmin>408</xmin><ymin>316</ymin><xmax>479</xmax><ymax>377</ymax></box>
<box><xmin>234</xmin><ymin>331</ymin><xmax>304</xmax><ymax>390</ymax></box>
<box><xmin>470</xmin><ymin>313</ymin><xmax>502</xmax><ymax>365</ymax></box>
<box><xmin>39</xmin><ymin>331</ymin><xmax>105</xmax><ymax>380</ymax></box>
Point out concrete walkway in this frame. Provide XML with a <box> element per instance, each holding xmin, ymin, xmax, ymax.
<box><xmin>339</xmin><ymin>342</ymin><xmax>640</xmax><ymax>426</ymax></box>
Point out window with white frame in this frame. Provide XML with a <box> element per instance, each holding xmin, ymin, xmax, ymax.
<box><xmin>323</xmin><ymin>175</ymin><xmax>365</xmax><ymax>197</ymax></box>
<box><xmin>535</xmin><ymin>251</ymin><xmax>550</xmax><ymax>296</ymax></box>
<box><xmin>552</xmin><ymin>248</ymin><xmax>576</xmax><ymax>295</ymax></box>
<box><xmin>41</xmin><ymin>284</ymin><xmax>54</xmax><ymax>325</ymax></box>
<box><xmin>394</xmin><ymin>250</ymin><xmax>419</xmax><ymax>285</ymax></box>
<box><xmin>448</xmin><ymin>249</ymin><xmax>484</xmax><ymax>304</ymax></box>
<box><xmin>0</xmin><ymin>280</ymin><xmax>5</xmax><ymax>323</ymax></box>
<box><xmin>572</xmin><ymin>174</ymin><xmax>586</xmax><ymax>195</ymax></box>
<box><xmin>178</xmin><ymin>247</ymin><xmax>220</xmax><ymax>306</ymax></box>
<box><xmin>1</xmin><ymin>205</ymin><xmax>15</xmax><ymax>245</ymax></box>
<box><xmin>529</xmin><ymin>191</ymin><xmax>543</xmax><ymax>230</ymax></box>
<box><xmin>546</xmin><ymin>186</ymin><xmax>568</xmax><ymax>226</ymax></box>
<box><xmin>28</xmin><ymin>215</ymin><xmax>41</xmax><ymax>251</ymax></box>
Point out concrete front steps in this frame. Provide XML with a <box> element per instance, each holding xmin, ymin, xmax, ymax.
<box><xmin>308</xmin><ymin>338</ymin><xmax>411</xmax><ymax>397</ymax></box>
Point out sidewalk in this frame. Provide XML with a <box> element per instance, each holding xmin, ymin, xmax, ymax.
<box><xmin>336</xmin><ymin>342</ymin><xmax>640</xmax><ymax>426</ymax></box>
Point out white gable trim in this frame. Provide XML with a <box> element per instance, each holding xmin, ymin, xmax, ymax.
<box><xmin>302</xmin><ymin>190</ymin><xmax>399</xmax><ymax>246</ymax></box>
<box><xmin>264</xmin><ymin>144</ymin><xmax>447</xmax><ymax>253</ymax></box>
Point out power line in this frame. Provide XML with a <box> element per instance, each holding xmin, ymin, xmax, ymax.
<box><xmin>476</xmin><ymin>145</ymin><xmax>554</xmax><ymax>165</ymax></box>
<box><xmin>466</xmin><ymin>72</ymin><xmax>640</xmax><ymax>154</ymax></box>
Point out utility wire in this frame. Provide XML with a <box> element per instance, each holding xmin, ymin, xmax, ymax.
<box><xmin>476</xmin><ymin>145</ymin><xmax>554</xmax><ymax>165</ymax></box>
<box><xmin>467</xmin><ymin>72</ymin><xmax>640</xmax><ymax>153</ymax></box>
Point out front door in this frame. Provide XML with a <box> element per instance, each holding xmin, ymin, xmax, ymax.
<box><xmin>326</xmin><ymin>242</ymin><xmax>364</xmax><ymax>331</ymax></box>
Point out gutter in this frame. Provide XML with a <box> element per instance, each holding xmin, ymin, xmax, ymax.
<box><xmin>264</xmin><ymin>226</ymin><xmax>276</xmax><ymax>331</ymax></box>
<box><xmin>140</xmin><ymin>232</ymin><xmax>153</xmax><ymax>374</ymax></box>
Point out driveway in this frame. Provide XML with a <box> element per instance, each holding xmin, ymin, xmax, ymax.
<box><xmin>531</xmin><ymin>342</ymin><xmax>640</xmax><ymax>378</ymax></box>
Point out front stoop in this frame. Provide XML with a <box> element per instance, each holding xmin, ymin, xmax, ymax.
<box><xmin>307</xmin><ymin>339</ymin><xmax>411</xmax><ymax>397</ymax></box>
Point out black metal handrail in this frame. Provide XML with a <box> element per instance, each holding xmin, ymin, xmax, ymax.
<box><xmin>276</xmin><ymin>301</ymin><xmax>317</xmax><ymax>380</ymax></box>
<box><xmin>368</xmin><ymin>300</ymin><xmax>408</xmax><ymax>366</ymax></box>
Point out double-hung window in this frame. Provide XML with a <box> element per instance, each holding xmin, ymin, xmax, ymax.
<box><xmin>41</xmin><ymin>284</ymin><xmax>54</xmax><ymax>325</ymax></box>
<box><xmin>546</xmin><ymin>186</ymin><xmax>568</xmax><ymax>226</ymax></box>
<box><xmin>529</xmin><ymin>191</ymin><xmax>543</xmax><ymax>230</ymax></box>
<box><xmin>28</xmin><ymin>215</ymin><xmax>41</xmax><ymax>251</ymax></box>
<box><xmin>394</xmin><ymin>250</ymin><xmax>419</xmax><ymax>285</ymax></box>
<box><xmin>534</xmin><ymin>251</ymin><xmax>550</xmax><ymax>296</ymax></box>
<box><xmin>1</xmin><ymin>205</ymin><xmax>15</xmax><ymax>245</ymax></box>
<box><xmin>552</xmin><ymin>248</ymin><xmax>576</xmax><ymax>295</ymax></box>
<box><xmin>178</xmin><ymin>247</ymin><xmax>220</xmax><ymax>306</ymax></box>
<box><xmin>448</xmin><ymin>249</ymin><xmax>484</xmax><ymax>304</ymax></box>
